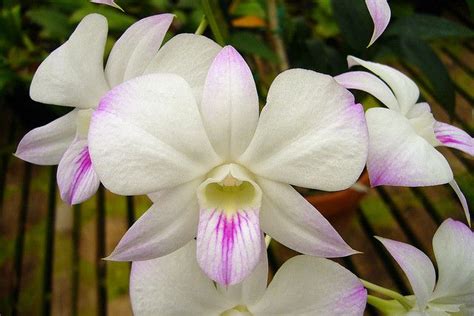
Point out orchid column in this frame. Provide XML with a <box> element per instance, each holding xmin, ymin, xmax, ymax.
<box><xmin>88</xmin><ymin>45</ymin><xmax>369</xmax><ymax>285</ymax></box>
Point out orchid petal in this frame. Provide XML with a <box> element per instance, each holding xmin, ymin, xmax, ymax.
<box><xmin>30</xmin><ymin>14</ymin><xmax>109</xmax><ymax>108</ymax></box>
<box><xmin>217</xmin><ymin>248</ymin><xmax>268</xmax><ymax>307</ymax></box>
<box><xmin>365</xmin><ymin>0</ymin><xmax>391</xmax><ymax>47</ymax></box>
<box><xmin>107</xmin><ymin>179</ymin><xmax>201</xmax><ymax>261</ymax></box>
<box><xmin>89</xmin><ymin>73</ymin><xmax>221</xmax><ymax>195</ymax></box>
<box><xmin>197</xmin><ymin>208</ymin><xmax>263</xmax><ymax>286</ymax></box>
<box><xmin>130</xmin><ymin>241</ymin><xmax>233</xmax><ymax>315</ymax></box>
<box><xmin>406</xmin><ymin>103</ymin><xmax>438</xmax><ymax>146</ymax></box>
<box><xmin>376</xmin><ymin>236</ymin><xmax>436</xmax><ymax>311</ymax></box>
<box><xmin>15</xmin><ymin>110</ymin><xmax>77</xmax><ymax>165</ymax></box>
<box><xmin>431</xmin><ymin>219</ymin><xmax>474</xmax><ymax>304</ymax></box>
<box><xmin>449</xmin><ymin>180</ymin><xmax>471</xmax><ymax>226</ymax></box>
<box><xmin>366</xmin><ymin>108</ymin><xmax>453</xmax><ymax>187</ymax></box>
<box><xmin>90</xmin><ymin>0</ymin><xmax>123</xmax><ymax>11</ymax></box>
<box><xmin>347</xmin><ymin>56</ymin><xmax>419</xmax><ymax>114</ymax></box>
<box><xmin>105</xmin><ymin>14</ymin><xmax>173</xmax><ymax>88</ymax></box>
<box><xmin>196</xmin><ymin>164</ymin><xmax>263</xmax><ymax>286</ymax></box>
<box><xmin>250</xmin><ymin>256</ymin><xmax>367</xmax><ymax>315</ymax></box>
<box><xmin>334</xmin><ymin>71</ymin><xmax>399</xmax><ymax>111</ymax></box>
<box><xmin>434</xmin><ymin>121</ymin><xmax>474</xmax><ymax>156</ymax></box>
<box><xmin>258</xmin><ymin>177</ymin><xmax>357</xmax><ymax>257</ymax></box>
<box><xmin>239</xmin><ymin>69</ymin><xmax>368</xmax><ymax>191</ymax></box>
<box><xmin>145</xmin><ymin>34</ymin><xmax>221</xmax><ymax>101</ymax></box>
<box><xmin>200</xmin><ymin>46</ymin><xmax>259</xmax><ymax>160</ymax></box>
<box><xmin>57</xmin><ymin>137</ymin><xmax>99</xmax><ymax>205</ymax></box>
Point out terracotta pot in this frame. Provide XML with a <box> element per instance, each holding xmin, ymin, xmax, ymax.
<box><xmin>303</xmin><ymin>171</ymin><xmax>370</xmax><ymax>218</ymax></box>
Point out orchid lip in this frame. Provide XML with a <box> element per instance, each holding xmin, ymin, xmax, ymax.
<box><xmin>197</xmin><ymin>163</ymin><xmax>262</xmax><ymax>215</ymax></box>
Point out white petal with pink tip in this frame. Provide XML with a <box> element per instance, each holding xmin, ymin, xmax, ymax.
<box><xmin>239</xmin><ymin>69</ymin><xmax>368</xmax><ymax>191</ymax></box>
<box><xmin>15</xmin><ymin>109</ymin><xmax>78</xmax><ymax>165</ymax></box>
<box><xmin>105</xmin><ymin>14</ymin><xmax>173</xmax><ymax>88</ymax></box>
<box><xmin>107</xmin><ymin>179</ymin><xmax>201</xmax><ymax>261</ymax></box>
<box><xmin>366</xmin><ymin>108</ymin><xmax>453</xmax><ymax>187</ymax></box>
<box><xmin>434</xmin><ymin>121</ymin><xmax>474</xmax><ymax>156</ymax></box>
<box><xmin>365</xmin><ymin>0</ymin><xmax>391</xmax><ymax>47</ymax></box>
<box><xmin>200</xmin><ymin>46</ymin><xmax>259</xmax><ymax>160</ymax></box>
<box><xmin>376</xmin><ymin>236</ymin><xmax>436</xmax><ymax>311</ymax></box>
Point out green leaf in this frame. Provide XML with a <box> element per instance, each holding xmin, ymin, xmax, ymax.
<box><xmin>386</xmin><ymin>14</ymin><xmax>474</xmax><ymax>40</ymax></box>
<box><xmin>229</xmin><ymin>32</ymin><xmax>277</xmax><ymax>62</ymax></box>
<box><xmin>398</xmin><ymin>36</ymin><xmax>455</xmax><ymax>115</ymax></box>
<box><xmin>467</xmin><ymin>0</ymin><xmax>474</xmax><ymax>20</ymax></box>
<box><xmin>233</xmin><ymin>1</ymin><xmax>266</xmax><ymax>19</ymax></box>
<box><xmin>27</xmin><ymin>8</ymin><xmax>71</xmax><ymax>41</ymax></box>
<box><xmin>331</xmin><ymin>0</ymin><xmax>372</xmax><ymax>51</ymax></box>
<box><xmin>70</xmin><ymin>6</ymin><xmax>136</xmax><ymax>32</ymax></box>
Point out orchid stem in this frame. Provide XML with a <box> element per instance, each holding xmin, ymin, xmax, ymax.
<box><xmin>195</xmin><ymin>16</ymin><xmax>208</xmax><ymax>35</ymax></box>
<box><xmin>367</xmin><ymin>295</ymin><xmax>399</xmax><ymax>311</ymax></box>
<box><xmin>361</xmin><ymin>279</ymin><xmax>412</xmax><ymax>311</ymax></box>
<box><xmin>200</xmin><ymin>0</ymin><xmax>226</xmax><ymax>45</ymax></box>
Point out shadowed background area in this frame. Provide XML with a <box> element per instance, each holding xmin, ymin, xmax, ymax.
<box><xmin>0</xmin><ymin>0</ymin><xmax>473</xmax><ymax>315</ymax></box>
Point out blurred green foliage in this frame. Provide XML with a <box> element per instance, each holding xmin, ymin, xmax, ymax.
<box><xmin>0</xmin><ymin>0</ymin><xmax>473</xmax><ymax>119</ymax></box>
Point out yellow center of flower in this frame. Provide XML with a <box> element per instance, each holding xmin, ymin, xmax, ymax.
<box><xmin>197</xmin><ymin>164</ymin><xmax>262</xmax><ymax>216</ymax></box>
<box><xmin>220</xmin><ymin>305</ymin><xmax>252</xmax><ymax>316</ymax></box>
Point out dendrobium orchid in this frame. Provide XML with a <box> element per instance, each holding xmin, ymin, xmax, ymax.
<box><xmin>15</xmin><ymin>13</ymin><xmax>221</xmax><ymax>205</ymax></box>
<box><xmin>334</xmin><ymin>56</ymin><xmax>473</xmax><ymax>225</ymax></box>
<box><xmin>374</xmin><ymin>219</ymin><xmax>474</xmax><ymax>315</ymax></box>
<box><xmin>130</xmin><ymin>240</ymin><xmax>368</xmax><ymax>315</ymax></box>
<box><xmin>88</xmin><ymin>45</ymin><xmax>369</xmax><ymax>285</ymax></box>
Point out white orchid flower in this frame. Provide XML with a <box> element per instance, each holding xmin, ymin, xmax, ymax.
<box><xmin>334</xmin><ymin>56</ymin><xmax>473</xmax><ymax>225</ymax></box>
<box><xmin>15</xmin><ymin>13</ymin><xmax>221</xmax><ymax>205</ymax></box>
<box><xmin>130</xmin><ymin>240</ymin><xmax>368</xmax><ymax>315</ymax></box>
<box><xmin>365</xmin><ymin>0</ymin><xmax>391</xmax><ymax>47</ymax></box>
<box><xmin>88</xmin><ymin>45</ymin><xmax>369</xmax><ymax>285</ymax></box>
<box><xmin>374</xmin><ymin>219</ymin><xmax>474</xmax><ymax>315</ymax></box>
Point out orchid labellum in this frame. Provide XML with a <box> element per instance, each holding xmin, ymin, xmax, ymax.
<box><xmin>375</xmin><ymin>219</ymin><xmax>474</xmax><ymax>315</ymax></box>
<box><xmin>88</xmin><ymin>45</ymin><xmax>369</xmax><ymax>285</ymax></box>
<box><xmin>15</xmin><ymin>13</ymin><xmax>221</xmax><ymax>205</ymax></box>
<box><xmin>130</xmin><ymin>240</ymin><xmax>367</xmax><ymax>315</ymax></box>
<box><xmin>335</xmin><ymin>56</ymin><xmax>473</xmax><ymax>225</ymax></box>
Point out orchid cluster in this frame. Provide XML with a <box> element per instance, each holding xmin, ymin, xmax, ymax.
<box><xmin>14</xmin><ymin>0</ymin><xmax>474</xmax><ymax>315</ymax></box>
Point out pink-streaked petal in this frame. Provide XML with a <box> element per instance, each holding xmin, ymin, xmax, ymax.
<box><xmin>434</xmin><ymin>121</ymin><xmax>474</xmax><ymax>156</ymax></box>
<box><xmin>89</xmin><ymin>73</ymin><xmax>221</xmax><ymax>195</ymax></box>
<box><xmin>376</xmin><ymin>236</ymin><xmax>436</xmax><ymax>311</ymax></box>
<box><xmin>196</xmin><ymin>207</ymin><xmax>263</xmax><ymax>286</ymax></box>
<box><xmin>250</xmin><ymin>256</ymin><xmax>367</xmax><ymax>315</ymax></box>
<box><xmin>107</xmin><ymin>179</ymin><xmax>201</xmax><ymax>261</ymax></box>
<box><xmin>365</xmin><ymin>0</ymin><xmax>391</xmax><ymax>47</ymax></box>
<box><xmin>15</xmin><ymin>110</ymin><xmax>78</xmax><ymax>165</ymax></box>
<box><xmin>130</xmin><ymin>241</ymin><xmax>234</xmax><ymax>315</ymax></box>
<box><xmin>30</xmin><ymin>14</ymin><xmax>109</xmax><ymax>109</ymax></box>
<box><xmin>239</xmin><ymin>69</ymin><xmax>368</xmax><ymax>191</ymax></box>
<box><xmin>145</xmin><ymin>34</ymin><xmax>221</xmax><ymax>102</ymax></box>
<box><xmin>90</xmin><ymin>0</ymin><xmax>123</xmax><ymax>11</ymax></box>
<box><xmin>217</xmin><ymin>247</ymin><xmax>268</xmax><ymax>306</ymax></box>
<box><xmin>105</xmin><ymin>14</ymin><xmax>173</xmax><ymax>88</ymax></box>
<box><xmin>431</xmin><ymin>219</ymin><xmax>474</xmax><ymax>304</ymax></box>
<box><xmin>258</xmin><ymin>178</ymin><xmax>357</xmax><ymax>257</ymax></box>
<box><xmin>347</xmin><ymin>56</ymin><xmax>419</xmax><ymax>115</ymax></box>
<box><xmin>449</xmin><ymin>180</ymin><xmax>471</xmax><ymax>226</ymax></box>
<box><xmin>57</xmin><ymin>137</ymin><xmax>100</xmax><ymax>205</ymax></box>
<box><xmin>366</xmin><ymin>108</ymin><xmax>453</xmax><ymax>187</ymax></box>
<box><xmin>334</xmin><ymin>71</ymin><xmax>399</xmax><ymax>111</ymax></box>
<box><xmin>200</xmin><ymin>46</ymin><xmax>259</xmax><ymax>160</ymax></box>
